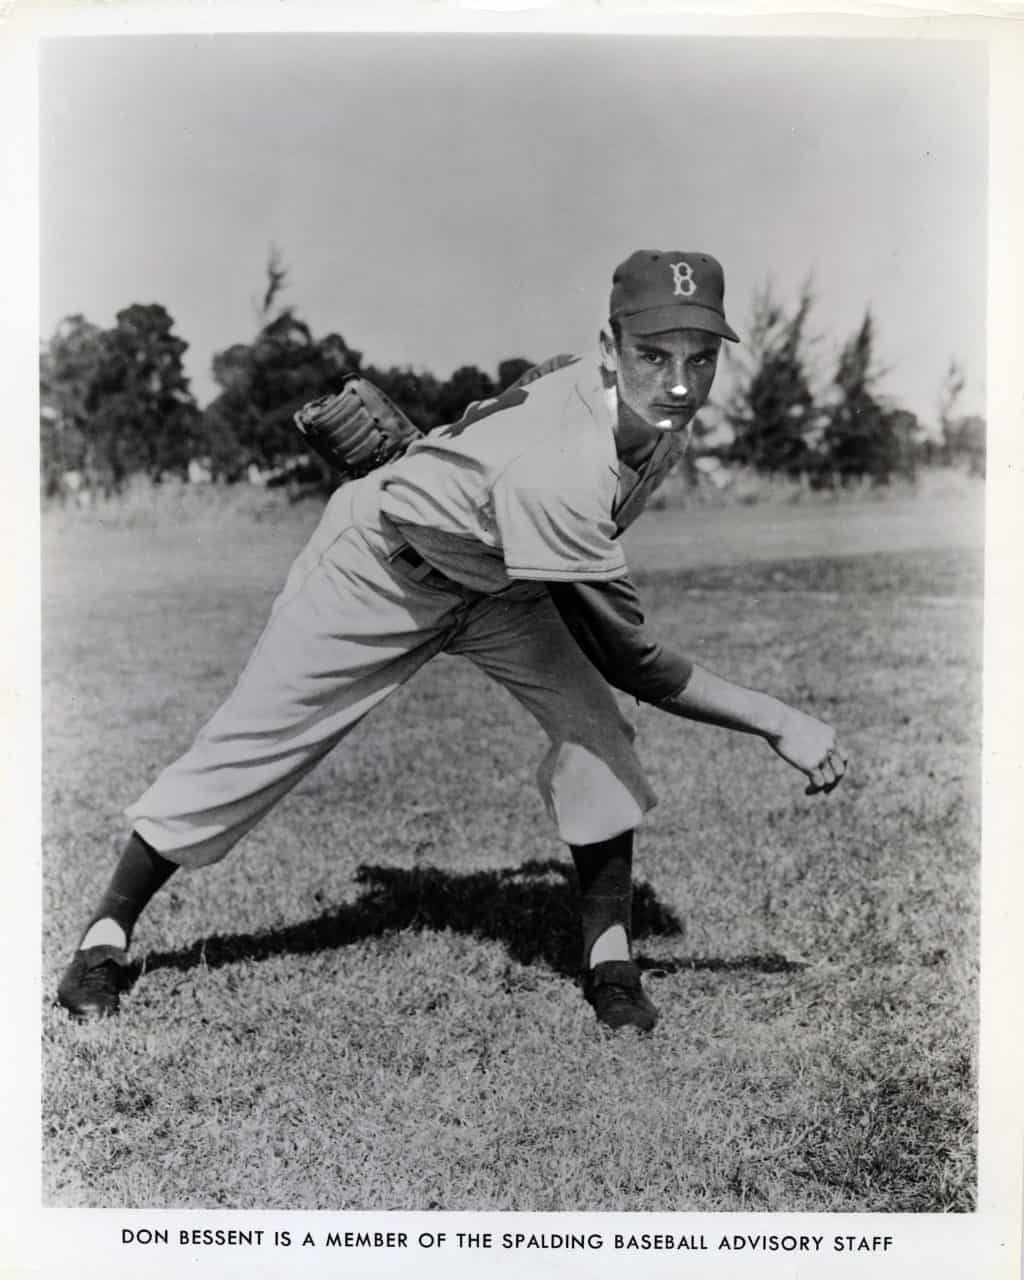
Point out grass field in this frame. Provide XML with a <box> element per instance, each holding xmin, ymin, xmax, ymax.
<box><xmin>40</xmin><ymin>480</ymin><xmax>983</xmax><ymax>1212</ymax></box>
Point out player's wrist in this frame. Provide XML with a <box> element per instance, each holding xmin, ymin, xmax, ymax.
<box><xmin>756</xmin><ymin>695</ymin><xmax>788</xmax><ymax>742</ymax></box>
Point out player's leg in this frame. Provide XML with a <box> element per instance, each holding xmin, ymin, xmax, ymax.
<box><xmin>56</xmin><ymin>831</ymin><xmax>180</xmax><ymax>1020</ymax></box>
<box><xmin>448</xmin><ymin>586</ymin><xmax>659</xmax><ymax>1031</ymax></box>
<box><xmin>57</xmin><ymin>484</ymin><xmax>467</xmax><ymax>1019</ymax></box>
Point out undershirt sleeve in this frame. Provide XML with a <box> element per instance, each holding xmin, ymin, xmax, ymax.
<box><xmin>547</xmin><ymin>576</ymin><xmax>694</xmax><ymax>703</ymax></box>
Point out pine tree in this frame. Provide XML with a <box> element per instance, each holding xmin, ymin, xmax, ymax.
<box><xmin>725</xmin><ymin>280</ymin><xmax>822</xmax><ymax>477</ymax></box>
<box><xmin>823</xmin><ymin>310</ymin><xmax>916</xmax><ymax>484</ymax></box>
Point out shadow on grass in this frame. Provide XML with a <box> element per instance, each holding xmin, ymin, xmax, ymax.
<box><xmin>136</xmin><ymin>858</ymin><xmax>806</xmax><ymax>983</ymax></box>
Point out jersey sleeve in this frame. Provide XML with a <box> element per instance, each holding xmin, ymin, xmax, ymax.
<box><xmin>547</xmin><ymin>576</ymin><xmax>693</xmax><ymax>703</ymax></box>
<box><xmin>493</xmin><ymin>449</ymin><xmax>626</xmax><ymax>582</ymax></box>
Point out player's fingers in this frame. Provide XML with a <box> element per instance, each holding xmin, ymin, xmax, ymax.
<box><xmin>805</xmin><ymin>766</ymin><xmax>826</xmax><ymax>795</ymax></box>
<box><xmin>821</xmin><ymin>751</ymin><xmax>848</xmax><ymax>794</ymax></box>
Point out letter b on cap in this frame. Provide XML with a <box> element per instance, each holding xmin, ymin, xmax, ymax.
<box><xmin>670</xmin><ymin>260</ymin><xmax>697</xmax><ymax>298</ymax></box>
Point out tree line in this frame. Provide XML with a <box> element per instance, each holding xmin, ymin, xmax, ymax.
<box><xmin>40</xmin><ymin>263</ymin><xmax>984</xmax><ymax>500</ymax></box>
<box><xmin>713</xmin><ymin>281</ymin><xmax>984</xmax><ymax>486</ymax></box>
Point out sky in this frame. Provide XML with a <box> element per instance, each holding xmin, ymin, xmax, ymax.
<box><xmin>39</xmin><ymin>33</ymin><xmax>988</xmax><ymax>424</ymax></box>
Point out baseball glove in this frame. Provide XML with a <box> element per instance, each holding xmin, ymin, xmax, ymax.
<box><xmin>293</xmin><ymin>375</ymin><xmax>423</xmax><ymax>481</ymax></box>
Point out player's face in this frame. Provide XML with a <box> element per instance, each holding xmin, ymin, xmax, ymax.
<box><xmin>604</xmin><ymin>326</ymin><xmax>721</xmax><ymax>434</ymax></box>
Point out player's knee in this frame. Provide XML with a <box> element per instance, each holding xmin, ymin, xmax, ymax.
<box><xmin>537</xmin><ymin>741</ymin><xmax>656</xmax><ymax>846</ymax></box>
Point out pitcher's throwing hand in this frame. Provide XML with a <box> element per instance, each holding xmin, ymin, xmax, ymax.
<box><xmin>768</xmin><ymin>707</ymin><xmax>849</xmax><ymax>795</ymax></box>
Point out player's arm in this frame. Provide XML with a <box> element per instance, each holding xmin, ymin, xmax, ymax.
<box><xmin>546</xmin><ymin>577</ymin><xmax>848</xmax><ymax>794</ymax></box>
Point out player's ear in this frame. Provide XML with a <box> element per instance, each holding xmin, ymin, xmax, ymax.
<box><xmin>599</xmin><ymin>324</ymin><xmax>619</xmax><ymax>378</ymax></box>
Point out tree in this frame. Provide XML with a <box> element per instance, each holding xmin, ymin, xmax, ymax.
<box><xmin>938</xmin><ymin>358</ymin><xmax>966</xmax><ymax>443</ymax></box>
<box><xmin>198</xmin><ymin>251</ymin><xmax>364</xmax><ymax>478</ymax></box>
<box><xmin>822</xmin><ymin>310</ymin><xmax>915</xmax><ymax>484</ymax></box>
<box><xmin>39</xmin><ymin>315</ymin><xmax>104</xmax><ymax>496</ymax></box>
<box><xmin>944</xmin><ymin>413</ymin><xmax>986</xmax><ymax>477</ymax></box>
<box><xmin>200</xmin><ymin>310</ymin><xmax>352</xmax><ymax>476</ymax></box>
<box><xmin>937</xmin><ymin>358</ymin><xmax>985</xmax><ymax>476</ymax></box>
<box><xmin>259</xmin><ymin>243</ymin><xmax>289</xmax><ymax>319</ymax></box>
<box><xmin>497</xmin><ymin>357</ymin><xmax>534</xmax><ymax>392</ymax></box>
<box><xmin>92</xmin><ymin>304</ymin><xmax>201</xmax><ymax>486</ymax></box>
<box><xmin>362</xmin><ymin>364</ymin><xmax>443</xmax><ymax>432</ymax></box>
<box><xmin>725</xmin><ymin>280</ymin><xmax>822</xmax><ymax>477</ymax></box>
<box><xmin>437</xmin><ymin>365</ymin><xmax>497</xmax><ymax>426</ymax></box>
<box><xmin>40</xmin><ymin>306</ymin><xmax>200</xmax><ymax>495</ymax></box>
<box><xmin>196</xmin><ymin>391</ymin><xmax>261</xmax><ymax>483</ymax></box>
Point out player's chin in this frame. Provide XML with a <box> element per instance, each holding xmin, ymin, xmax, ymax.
<box><xmin>649</xmin><ymin>411</ymin><xmax>694</xmax><ymax>433</ymax></box>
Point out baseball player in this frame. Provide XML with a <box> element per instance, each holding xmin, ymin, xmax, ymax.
<box><xmin>57</xmin><ymin>249</ymin><xmax>848</xmax><ymax>1032</ymax></box>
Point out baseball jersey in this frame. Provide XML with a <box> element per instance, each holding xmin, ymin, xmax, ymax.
<box><xmin>378</xmin><ymin>353</ymin><xmax>683</xmax><ymax>595</ymax></box>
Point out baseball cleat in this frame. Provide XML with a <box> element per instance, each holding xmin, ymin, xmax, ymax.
<box><xmin>582</xmin><ymin>959</ymin><xmax>659</xmax><ymax>1032</ymax></box>
<box><xmin>56</xmin><ymin>945</ymin><xmax>133</xmax><ymax>1021</ymax></box>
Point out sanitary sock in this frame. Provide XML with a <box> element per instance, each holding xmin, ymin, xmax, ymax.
<box><xmin>78</xmin><ymin>830</ymin><xmax>178</xmax><ymax>951</ymax></box>
<box><xmin>569</xmin><ymin>831</ymin><xmax>634</xmax><ymax>969</ymax></box>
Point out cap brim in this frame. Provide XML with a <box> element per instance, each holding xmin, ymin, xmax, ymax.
<box><xmin>620</xmin><ymin>304</ymin><xmax>740</xmax><ymax>343</ymax></box>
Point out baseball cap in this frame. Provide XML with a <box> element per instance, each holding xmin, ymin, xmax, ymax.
<box><xmin>609</xmin><ymin>250</ymin><xmax>740</xmax><ymax>342</ymax></box>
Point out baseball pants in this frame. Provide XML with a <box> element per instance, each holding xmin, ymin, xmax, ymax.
<box><xmin>126</xmin><ymin>474</ymin><xmax>658</xmax><ymax>869</ymax></box>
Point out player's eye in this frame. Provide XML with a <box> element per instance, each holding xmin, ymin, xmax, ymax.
<box><xmin>640</xmin><ymin>350</ymin><xmax>665</xmax><ymax>365</ymax></box>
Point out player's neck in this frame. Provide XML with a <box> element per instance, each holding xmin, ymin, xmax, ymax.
<box><xmin>613</xmin><ymin>403</ymin><xmax>661</xmax><ymax>472</ymax></box>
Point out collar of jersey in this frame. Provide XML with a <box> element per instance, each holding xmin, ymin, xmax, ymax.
<box><xmin>570</xmin><ymin>352</ymin><xmax>621</xmax><ymax>479</ymax></box>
